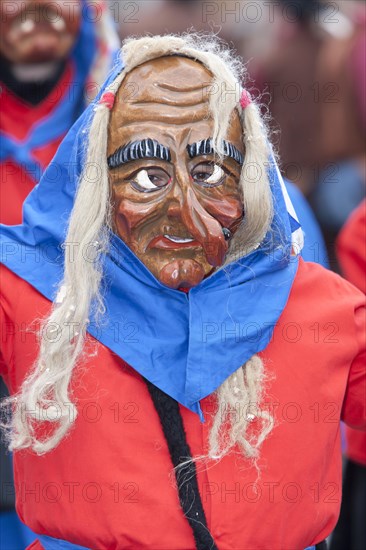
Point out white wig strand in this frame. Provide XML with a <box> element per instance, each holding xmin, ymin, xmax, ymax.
<box><xmin>4</xmin><ymin>33</ymin><xmax>274</xmax><ymax>455</ymax></box>
<box><xmin>225</xmin><ymin>100</ymin><xmax>273</xmax><ymax>263</ymax></box>
<box><xmin>210</xmin><ymin>356</ymin><xmax>274</xmax><ymax>461</ymax></box>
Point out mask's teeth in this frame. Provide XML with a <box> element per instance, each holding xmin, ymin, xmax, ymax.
<box><xmin>164</xmin><ymin>235</ymin><xmax>195</xmax><ymax>244</ymax></box>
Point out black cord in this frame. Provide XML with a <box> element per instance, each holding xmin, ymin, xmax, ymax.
<box><xmin>145</xmin><ymin>379</ymin><xmax>218</xmax><ymax>550</ymax></box>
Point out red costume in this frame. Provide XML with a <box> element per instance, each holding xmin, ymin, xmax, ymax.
<box><xmin>1</xmin><ymin>259</ymin><xmax>365</xmax><ymax>550</ymax></box>
<box><xmin>0</xmin><ymin>66</ymin><xmax>74</xmax><ymax>225</ymax></box>
<box><xmin>337</xmin><ymin>199</ymin><xmax>366</xmax><ymax>466</ymax></box>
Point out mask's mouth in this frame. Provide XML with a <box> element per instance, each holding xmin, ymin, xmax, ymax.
<box><xmin>148</xmin><ymin>235</ymin><xmax>201</xmax><ymax>250</ymax></box>
<box><xmin>164</xmin><ymin>234</ymin><xmax>195</xmax><ymax>244</ymax></box>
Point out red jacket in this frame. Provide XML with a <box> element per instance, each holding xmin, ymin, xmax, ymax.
<box><xmin>1</xmin><ymin>260</ymin><xmax>365</xmax><ymax>550</ymax></box>
<box><xmin>337</xmin><ymin>199</ymin><xmax>366</xmax><ymax>466</ymax></box>
<box><xmin>0</xmin><ymin>64</ymin><xmax>73</xmax><ymax>226</ymax></box>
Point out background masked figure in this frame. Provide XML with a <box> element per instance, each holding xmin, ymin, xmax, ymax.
<box><xmin>0</xmin><ymin>35</ymin><xmax>365</xmax><ymax>550</ymax></box>
<box><xmin>0</xmin><ymin>0</ymin><xmax>119</xmax><ymax>225</ymax></box>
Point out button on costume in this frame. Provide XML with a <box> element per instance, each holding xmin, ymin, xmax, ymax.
<box><xmin>0</xmin><ymin>35</ymin><xmax>365</xmax><ymax>550</ymax></box>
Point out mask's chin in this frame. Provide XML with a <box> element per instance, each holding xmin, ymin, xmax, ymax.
<box><xmin>158</xmin><ymin>258</ymin><xmax>212</xmax><ymax>289</ymax></box>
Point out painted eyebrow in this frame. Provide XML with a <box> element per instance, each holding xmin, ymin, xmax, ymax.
<box><xmin>107</xmin><ymin>139</ymin><xmax>171</xmax><ymax>169</ymax></box>
<box><xmin>187</xmin><ymin>138</ymin><xmax>244</xmax><ymax>165</ymax></box>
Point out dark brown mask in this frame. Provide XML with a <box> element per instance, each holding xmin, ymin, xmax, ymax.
<box><xmin>107</xmin><ymin>56</ymin><xmax>244</xmax><ymax>289</ymax></box>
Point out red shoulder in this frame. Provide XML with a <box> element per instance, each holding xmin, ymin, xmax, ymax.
<box><xmin>0</xmin><ymin>265</ymin><xmax>52</xmax><ymax>383</ymax></box>
<box><xmin>293</xmin><ymin>257</ymin><xmax>365</xmax><ymax>306</ymax></box>
<box><xmin>337</xmin><ymin>199</ymin><xmax>366</xmax><ymax>293</ymax></box>
<box><xmin>0</xmin><ymin>264</ymin><xmax>51</xmax><ymax>315</ymax></box>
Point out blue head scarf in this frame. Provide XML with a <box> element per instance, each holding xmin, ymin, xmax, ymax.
<box><xmin>0</xmin><ymin>56</ymin><xmax>303</xmax><ymax>420</ymax></box>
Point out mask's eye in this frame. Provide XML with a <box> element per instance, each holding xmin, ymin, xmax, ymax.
<box><xmin>191</xmin><ymin>163</ymin><xmax>225</xmax><ymax>188</ymax></box>
<box><xmin>130</xmin><ymin>168</ymin><xmax>171</xmax><ymax>193</ymax></box>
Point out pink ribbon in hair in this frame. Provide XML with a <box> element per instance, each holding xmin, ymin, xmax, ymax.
<box><xmin>99</xmin><ymin>92</ymin><xmax>116</xmax><ymax>110</ymax></box>
<box><xmin>240</xmin><ymin>89</ymin><xmax>252</xmax><ymax>109</ymax></box>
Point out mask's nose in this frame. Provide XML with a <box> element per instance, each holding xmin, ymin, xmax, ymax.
<box><xmin>166</xmin><ymin>181</ymin><xmax>185</xmax><ymax>219</ymax></box>
<box><xmin>166</xmin><ymin>167</ymin><xmax>228</xmax><ymax>267</ymax></box>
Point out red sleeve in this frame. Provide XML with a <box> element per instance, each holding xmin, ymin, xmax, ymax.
<box><xmin>337</xmin><ymin>199</ymin><xmax>366</xmax><ymax>294</ymax></box>
<box><xmin>0</xmin><ymin>265</ymin><xmax>19</xmax><ymax>383</ymax></box>
<box><xmin>341</xmin><ymin>303</ymin><xmax>366</xmax><ymax>429</ymax></box>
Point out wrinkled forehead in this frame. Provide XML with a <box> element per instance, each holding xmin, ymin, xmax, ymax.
<box><xmin>110</xmin><ymin>56</ymin><xmax>214</xmax><ymax>127</ymax></box>
<box><xmin>107</xmin><ymin>56</ymin><xmax>243</xmax><ymax>155</ymax></box>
